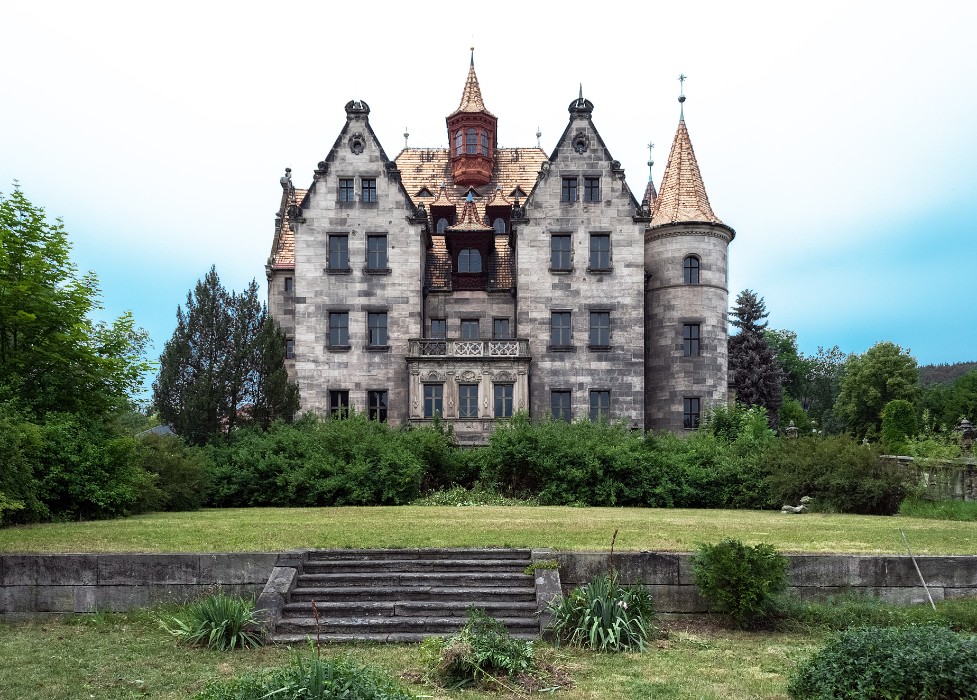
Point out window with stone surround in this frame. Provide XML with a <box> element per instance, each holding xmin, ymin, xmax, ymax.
<box><xmin>285</xmin><ymin>338</ymin><xmax>295</xmax><ymax>360</ymax></box>
<box><xmin>493</xmin><ymin>318</ymin><xmax>510</xmax><ymax>339</ymax></box>
<box><xmin>461</xmin><ymin>319</ymin><xmax>479</xmax><ymax>340</ymax></box>
<box><xmin>458</xmin><ymin>248</ymin><xmax>482</xmax><ymax>273</ymax></box>
<box><xmin>550</xmin><ymin>311</ymin><xmax>572</xmax><ymax>347</ymax></box>
<box><xmin>550</xmin><ymin>234</ymin><xmax>571</xmax><ymax>271</ymax></box>
<box><xmin>684</xmin><ymin>397</ymin><xmax>701</xmax><ymax>429</ymax></box>
<box><xmin>362</xmin><ymin>178</ymin><xmax>377</xmax><ymax>203</ymax></box>
<box><xmin>684</xmin><ymin>255</ymin><xmax>700</xmax><ymax>285</ymax></box>
<box><xmin>424</xmin><ymin>384</ymin><xmax>443</xmax><ymax>418</ymax></box>
<box><xmin>583</xmin><ymin>177</ymin><xmax>601</xmax><ymax>202</ymax></box>
<box><xmin>368</xmin><ymin>312</ymin><xmax>388</xmax><ymax>347</ymax></box>
<box><xmin>589</xmin><ymin>233</ymin><xmax>610</xmax><ymax>271</ymax></box>
<box><xmin>367</xmin><ymin>235</ymin><xmax>388</xmax><ymax>271</ymax></box>
<box><xmin>328</xmin><ymin>235</ymin><xmax>349</xmax><ymax>271</ymax></box>
<box><xmin>561</xmin><ymin>177</ymin><xmax>578</xmax><ymax>202</ymax></box>
<box><xmin>494</xmin><ymin>384</ymin><xmax>513</xmax><ymax>418</ymax></box>
<box><xmin>368</xmin><ymin>390</ymin><xmax>388</xmax><ymax>422</ymax></box>
<box><xmin>459</xmin><ymin>384</ymin><xmax>479</xmax><ymax>418</ymax></box>
<box><xmin>338</xmin><ymin>178</ymin><xmax>355</xmax><ymax>202</ymax></box>
<box><xmin>551</xmin><ymin>390</ymin><xmax>571</xmax><ymax>421</ymax></box>
<box><xmin>284</xmin><ymin>277</ymin><xmax>293</xmax><ymax>292</ymax></box>
<box><xmin>683</xmin><ymin>323</ymin><xmax>700</xmax><ymax>356</ymax></box>
<box><xmin>328</xmin><ymin>312</ymin><xmax>349</xmax><ymax>348</ymax></box>
<box><xmin>589</xmin><ymin>390</ymin><xmax>610</xmax><ymax>421</ymax></box>
<box><xmin>329</xmin><ymin>390</ymin><xmax>350</xmax><ymax>418</ymax></box>
<box><xmin>430</xmin><ymin>318</ymin><xmax>446</xmax><ymax>339</ymax></box>
<box><xmin>589</xmin><ymin>311</ymin><xmax>610</xmax><ymax>347</ymax></box>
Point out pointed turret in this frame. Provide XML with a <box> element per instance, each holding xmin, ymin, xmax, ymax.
<box><xmin>650</xmin><ymin>118</ymin><xmax>722</xmax><ymax>226</ymax></box>
<box><xmin>446</xmin><ymin>49</ymin><xmax>497</xmax><ymax>187</ymax></box>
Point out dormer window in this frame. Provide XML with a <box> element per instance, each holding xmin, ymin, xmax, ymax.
<box><xmin>466</xmin><ymin>128</ymin><xmax>477</xmax><ymax>155</ymax></box>
<box><xmin>458</xmin><ymin>248</ymin><xmax>482</xmax><ymax>273</ymax></box>
<box><xmin>437</xmin><ymin>218</ymin><xmax>449</xmax><ymax>234</ymax></box>
<box><xmin>493</xmin><ymin>218</ymin><xmax>506</xmax><ymax>234</ymax></box>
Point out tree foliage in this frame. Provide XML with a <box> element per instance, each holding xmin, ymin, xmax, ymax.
<box><xmin>728</xmin><ymin>290</ymin><xmax>783</xmax><ymax>425</ymax></box>
<box><xmin>834</xmin><ymin>341</ymin><xmax>919</xmax><ymax>439</ymax></box>
<box><xmin>153</xmin><ymin>267</ymin><xmax>299</xmax><ymax>445</ymax></box>
<box><xmin>880</xmin><ymin>399</ymin><xmax>918</xmax><ymax>454</ymax></box>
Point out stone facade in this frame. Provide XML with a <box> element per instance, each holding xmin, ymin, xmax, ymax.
<box><xmin>266</xmin><ymin>59</ymin><xmax>735</xmax><ymax>439</ymax></box>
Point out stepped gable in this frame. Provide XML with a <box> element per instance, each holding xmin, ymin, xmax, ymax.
<box><xmin>650</xmin><ymin>118</ymin><xmax>723</xmax><ymax>226</ymax></box>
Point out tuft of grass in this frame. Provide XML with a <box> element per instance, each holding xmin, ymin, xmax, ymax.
<box><xmin>899</xmin><ymin>497</ymin><xmax>977</xmax><ymax>521</ymax></box>
<box><xmin>782</xmin><ymin>593</ymin><xmax>977</xmax><ymax>632</ymax></box>
<box><xmin>159</xmin><ymin>593</ymin><xmax>264</xmax><ymax>651</ymax></box>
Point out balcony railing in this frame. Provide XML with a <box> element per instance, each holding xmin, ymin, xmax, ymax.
<box><xmin>407</xmin><ymin>338</ymin><xmax>530</xmax><ymax>358</ymax></box>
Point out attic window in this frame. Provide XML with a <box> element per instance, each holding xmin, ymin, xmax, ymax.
<box><xmin>416</xmin><ymin>187</ymin><xmax>433</xmax><ymax>198</ymax></box>
<box><xmin>436</xmin><ymin>218</ymin><xmax>449</xmax><ymax>234</ymax></box>
<box><xmin>458</xmin><ymin>249</ymin><xmax>482</xmax><ymax>273</ymax></box>
<box><xmin>493</xmin><ymin>218</ymin><xmax>506</xmax><ymax>234</ymax></box>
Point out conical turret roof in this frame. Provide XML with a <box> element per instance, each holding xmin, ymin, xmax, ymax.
<box><xmin>449</xmin><ymin>54</ymin><xmax>494</xmax><ymax>118</ymax></box>
<box><xmin>651</xmin><ymin>119</ymin><xmax>723</xmax><ymax>226</ymax></box>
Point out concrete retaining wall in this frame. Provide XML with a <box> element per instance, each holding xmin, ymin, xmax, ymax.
<box><xmin>0</xmin><ymin>553</ymin><xmax>277</xmax><ymax>618</ymax></box>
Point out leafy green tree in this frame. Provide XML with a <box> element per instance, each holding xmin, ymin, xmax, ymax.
<box><xmin>805</xmin><ymin>345</ymin><xmax>848</xmax><ymax>433</ymax></box>
<box><xmin>153</xmin><ymin>267</ymin><xmax>298</xmax><ymax>445</ymax></box>
<box><xmin>0</xmin><ymin>184</ymin><xmax>150</xmax><ymax>416</ymax></box>
<box><xmin>765</xmin><ymin>329</ymin><xmax>811</xmax><ymax>405</ymax></box>
<box><xmin>834</xmin><ymin>341</ymin><xmax>919</xmax><ymax>439</ymax></box>
<box><xmin>728</xmin><ymin>290</ymin><xmax>783</xmax><ymax>425</ymax></box>
<box><xmin>921</xmin><ymin>369</ymin><xmax>977</xmax><ymax>431</ymax></box>
<box><xmin>880</xmin><ymin>399</ymin><xmax>918</xmax><ymax>454</ymax></box>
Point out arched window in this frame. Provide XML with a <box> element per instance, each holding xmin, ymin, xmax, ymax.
<box><xmin>455</xmin><ymin>130</ymin><xmax>463</xmax><ymax>156</ymax></box>
<box><xmin>493</xmin><ymin>218</ymin><xmax>506</xmax><ymax>233</ymax></box>
<box><xmin>458</xmin><ymin>248</ymin><xmax>482</xmax><ymax>273</ymax></box>
<box><xmin>436</xmin><ymin>218</ymin><xmax>448</xmax><ymax>234</ymax></box>
<box><xmin>683</xmin><ymin>255</ymin><xmax>700</xmax><ymax>285</ymax></box>
<box><xmin>466</xmin><ymin>128</ymin><xmax>477</xmax><ymax>155</ymax></box>
<box><xmin>481</xmin><ymin>131</ymin><xmax>490</xmax><ymax>156</ymax></box>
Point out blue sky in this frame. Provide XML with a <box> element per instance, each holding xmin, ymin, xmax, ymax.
<box><xmin>2</xmin><ymin>1</ymin><xmax>976</xmax><ymax>398</ymax></box>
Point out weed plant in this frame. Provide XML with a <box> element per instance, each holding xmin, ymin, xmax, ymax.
<box><xmin>159</xmin><ymin>593</ymin><xmax>263</xmax><ymax>650</ymax></box>
<box><xmin>548</xmin><ymin>571</ymin><xmax>655</xmax><ymax>652</ymax></box>
<box><xmin>692</xmin><ymin>539</ymin><xmax>788</xmax><ymax>629</ymax></box>
<box><xmin>788</xmin><ymin>625</ymin><xmax>977</xmax><ymax>699</ymax></box>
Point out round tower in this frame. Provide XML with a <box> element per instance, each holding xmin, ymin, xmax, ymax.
<box><xmin>645</xmin><ymin>88</ymin><xmax>735</xmax><ymax>432</ymax></box>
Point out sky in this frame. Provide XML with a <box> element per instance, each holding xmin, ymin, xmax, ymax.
<box><xmin>3</xmin><ymin>0</ymin><xmax>976</xmax><ymax>395</ymax></box>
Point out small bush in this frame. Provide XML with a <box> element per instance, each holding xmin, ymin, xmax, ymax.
<box><xmin>194</xmin><ymin>649</ymin><xmax>413</xmax><ymax>700</ymax></box>
<box><xmin>788</xmin><ymin>625</ymin><xmax>977</xmax><ymax>700</ymax></box>
<box><xmin>691</xmin><ymin>539</ymin><xmax>788</xmax><ymax>629</ymax></box>
<box><xmin>135</xmin><ymin>433</ymin><xmax>212</xmax><ymax>512</ymax></box>
<box><xmin>422</xmin><ymin>608</ymin><xmax>535</xmax><ymax>688</ymax></box>
<box><xmin>159</xmin><ymin>593</ymin><xmax>263</xmax><ymax>650</ymax></box>
<box><xmin>548</xmin><ymin>571</ymin><xmax>655</xmax><ymax>652</ymax></box>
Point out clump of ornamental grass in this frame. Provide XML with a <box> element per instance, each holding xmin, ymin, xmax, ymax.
<box><xmin>548</xmin><ymin>571</ymin><xmax>655</xmax><ymax>652</ymax></box>
<box><xmin>159</xmin><ymin>592</ymin><xmax>263</xmax><ymax>651</ymax></box>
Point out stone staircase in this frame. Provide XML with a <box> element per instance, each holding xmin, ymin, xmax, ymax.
<box><xmin>265</xmin><ymin>548</ymin><xmax>542</xmax><ymax>643</ymax></box>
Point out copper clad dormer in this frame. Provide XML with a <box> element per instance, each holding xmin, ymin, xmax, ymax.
<box><xmin>650</xmin><ymin>118</ymin><xmax>727</xmax><ymax>229</ymax></box>
<box><xmin>447</xmin><ymin>50</ymin><xmax>497</xmax><ymax>188</ymax></box>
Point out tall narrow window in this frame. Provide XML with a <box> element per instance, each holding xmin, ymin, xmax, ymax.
<box><xmin>683</xmin><ymin>256</ymin><xmax>700</xmax><ymax>285</ymax></box>
<box><xmin>493</xmin><ymin>318</ymin><xmax>510</xmax><ymax>339</ymax></box>
<box><xmin>589</xmin><ymin>311</ymin><xmax>610</xmax><ymax>347</ymax></box>
<box><xmin>329</xmin><ymin>312</ymin><xmax>349</xmax><ymax>348</ymax></box>
<box><xmin>589</xmin><ymin>390</ymin><xmax>610</xmax><ymax>421</ymax></box>
<box><xmin>368</xmin><ymin>312</ymin><xmax>388</xmax><ymax>347</ymax></box>
<box><xmin>436</xmin><ymin>217</ymin><xmax>449</xmax><ymax>234</ymax></box>
<box><xmin>493</xmin><ymin>217</ymin><xmax>506</xmax><ymax>233</ymax></box>
<box><xmin>550</xmin><ymin>234</ymin><xmax>571</xmax><ymax>271</ymax></box>
<box><xmin>430</xmin><ymin>318</ymin><xmax>447</xmax><ymax>339</ymax></box>
<box><xmin>684</xmin><ymin>397</ymin><xmax>701</xmax><ymax>429</ymax></box>
<box><xmin>561</xmin><ymin>177</ymin><xmax>578</xmax><ymax>202</ymax></box>
<box><xmin>338</xmin><ymin>178</ymin><xmax>354</xmax><ymax>202</ymax></box>
<box><xmin>329</xmin><ymin>235</ymin><xmax>349</xmax><ymax>271</ymax></box>
<box><xmin>368</xmin><ymin>390</ymin><xmax>388</xmax><ymax>422</ymax></box>
<box><xmin>481</xmin><ymin>131</ymin><xmax>490</xmax><ymax>156</ymax></box>
<box><xmin>285</xmin><ymin>338</ymin><xmax>295</xmax><ymax>359</ymax></box>
<box><xmin>329</xmin><ymin>390</ymin><xmax>350</xmax><ymax>418</ymax></box>
<box><xmin>461</xmin><ymin>319</ymin><xmax>479</xmax><ymax>340</ymax></box>
<box><xmin>551</xmin><ymin>390</ymin><xmax>571</xmax><ymax>421</ymax></box>
<box><xmin>455</xmin><ymin>130</ymin><xmax>463</xmax><ymax>156</ymax></box>
<box><xmin>683</xmin><ymin>323</ymin><xmax>701</xmax><ymax>356</ymax></box>
<box><xmin>458</xmin><ymin>248</ymin><xmax>482</xmax><ymax>273</ymax></box>
<box><xmin>589</xmin><ymin>233</ymin><xmax>610</xmax><ymax>270</ymax></box>
<box><xmin>550</xmin><ymin>311</ymin><xmax>571</xmax><ymax>347</ymax></box>
<box><xmin>362</xmin><ymin>178</ymin><xmax>377</xmax><ymax>203</ymax></box>
<box><xmin>583</xmin><ymin>177</ymin><xmax>601</xmax><ymax>202</ymax></box>
<box><xmin>424</xmin><ymin>384</ymin><xmax>443</xmax><ymax>418</ymax></box>
<box><xmin>284</xmin><ymin>277</ymin><xmax>293</xmax><ymax>292</ymax></box>
<box><xmin>367</xmin><ymin>235</ymin><xmax>387</xmax><ymax>270</ymax></box>
<box><xmin>459</xmin><ymin>384</ymin><xmax>479</xmax><ymax>418</ymax></box>
<box><xmin>494</xmin><ymin>384</ymin><xmax>513</xmax><ymax>418</ymax></box>
<box><xmin>466</xmin><ymin>128</ymin><xmax>477</xmax><ymax>155</ymax></box>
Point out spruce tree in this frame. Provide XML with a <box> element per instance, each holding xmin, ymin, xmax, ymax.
<box><xmin>728</xmin><ymin>290</ymin><xmax>783</xmax><ymax>426</ymax></box>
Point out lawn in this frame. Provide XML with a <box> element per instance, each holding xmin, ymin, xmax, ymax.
<box><xmin>1</xmin><ymin>506</ymin><xmax>975</xmax><ymax>554</ymax></box>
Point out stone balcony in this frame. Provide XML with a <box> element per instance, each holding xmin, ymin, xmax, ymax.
<box><xmin>407</xmin><ymin>338</ymin><xmax>530</xmax><ymax>359</ymax></box>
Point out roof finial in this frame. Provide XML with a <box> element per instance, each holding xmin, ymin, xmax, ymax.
<box><xmin>578</xmin><ymin>83</ymin><xmax>584</xmax><ymax>103</ymax></box>
<box><xmin>536</xmin><ymin>126</ymin><xmax>541</xmax><ymax>149</ymax></box>
<box><xmin>647</xmin><ymin>142</ymin><xmax>655</xmax><ymax>181</ymax></box>
<box><xmin>470</xmin><ymin>46</ymin><xmax>474</xmax><ymax>67</ymax></box>
<box><xmin>403</xmin><ymin>128</ymin><xmax>409</xmax><ymax>149</ymax></box>
<box><xmin>678</xmin><ymin>73</ymin><xmax>687</xmax><ymax>120</ymax></box>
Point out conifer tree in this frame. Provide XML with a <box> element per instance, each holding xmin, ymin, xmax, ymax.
<box><xmin>728</xmin><ymin>290</ymin><xmax>783</xmax><ymax>426</ymax></box>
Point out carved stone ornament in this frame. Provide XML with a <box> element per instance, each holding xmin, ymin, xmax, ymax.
<box><xmin>349</xmin><ymin>133</ymin><xmax>365</xmax><ymax>155</ymax></box>
<box><xmin>423</xmin><ymin>371</ymin><xmax>445</xmax><ymax>382</ymax></box>
<box><xmin>286</xmin><ymin>204</ymin><xmax>302</xmax><ymax>220</ymax></box>
<box><xmin>459</xmin><ymin>370</ymin><xmax>478</xmax><ymax>382</ymax></box>
<box><xmin>538</xmin><ymin>161</ymin><xmax>550</xmax><ymax>181</ymax></box>
<box><xmin>573</xmin><ymin>132</ymin><xmax>590</xmax><ymax>153</ymax></box>
<box><xmin>494</xmin><ymin>370</ymin><xmax>516</xmax><ymax>383</ymax></box>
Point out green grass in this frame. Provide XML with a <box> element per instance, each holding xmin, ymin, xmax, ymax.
<box><xmin>899</xmin><ymin>497</ymin><xmax>977</xmax><ymax>522</ymax></box>
<box><xmin>2</xmin><ymin>506</ymin><xmax>976</xmax><ymax>554</ymax></box>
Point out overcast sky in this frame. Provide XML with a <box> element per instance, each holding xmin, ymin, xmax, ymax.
<box><xmin>3</xmin><ymin>1</ymin><xmax>976</xmax><ymax>390</ymax></box>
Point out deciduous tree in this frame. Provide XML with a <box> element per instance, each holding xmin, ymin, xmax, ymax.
<box><xmin>834</xmin><ymin>341</ymin><xmax>919</xmax><ymax>439</ymax></box>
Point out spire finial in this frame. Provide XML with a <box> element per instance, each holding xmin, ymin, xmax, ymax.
<box><xmin>678</xmin><ymin>73</ymin><xmax>687</xmax><ymax>120</ymax></box>
<box><xmin>403</xmin><ymin>128</ymin><xmax>409</xmax><ymax>149</ymax></box>
<box><xmin>470</xmin><ymin>47</ymin><xmax>474</xmax><ymax>67</ymax></box>
<box><xmin>647</xmin><ymin>142</ymin><xmax>655</xmax><ymax>180</ymax></box>
<box><xmin>578</xmin><ymin>83</ymin><xmax>583</xmax><ymax>102</ymax></box>
<box><xmin>536</xmin><ymin>126</ymin><xmax>541</xmax><ymax>149</ymax></box>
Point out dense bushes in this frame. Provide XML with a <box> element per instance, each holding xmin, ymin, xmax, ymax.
<box><xmin>788</xmin><ymin>625</ymin><xmax>977</xmax><ymax>699</ymax></box>
<box><xmin>691</xmin><ymin>538</ymin><xmax>788</xmax><ymax>628</ymax></box>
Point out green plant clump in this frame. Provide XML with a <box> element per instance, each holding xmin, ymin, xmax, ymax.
<box><xmin>412</xmin><ymin>484</ymin><xmax>539</xmax><ymax>507</ymax></box>
<box><xmin>194</xmin><ymin>650</ymin><xmax>413</xmax><ymax>700</ymax></box>
<box><xmin>899</xmin><ymin>497</ymin><xmax>977</xmax><ymax>522</ymax></box>
<box><xmin>548</xmin><ymin>571</ymin><xmax>655</xmax><ymax>652</ymax></box>
<box><xmin>782</xmin><ymin>593</ymin><xmax>977</xmax><ymax>633</ymax></box>
<box><xmin>788</xmin><ymin>625</ymin><xmax>977</xmax><ymax>700</ymax></box>
<box><xmin>691</xmin><ymin>538</ymin><xmax>788</xmax><ymax>629</ymax></box>
<box><xmin>159</xmin><ymin>593</ymin><xmax>263</xmax><ymax>651</ymax></box>
<box><xmin>422</xmin><ymin>608</ymin><xmax>535</xmax><ymax>688</ymax></box>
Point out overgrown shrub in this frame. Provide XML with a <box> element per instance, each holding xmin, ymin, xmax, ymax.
<box><xmin>135</xmin><ymin>433</ymin><xmax>212</xmax><ymax>512</ymax></box>
<box><xmin>788</xmin><ymin>625</ymin><xmax>977</xmax><ymax>699</ymax></box>
<box><xmin>194</xmin><ymin>650</ymin><xmax>413</xmax><ymax>700</ymax></box>
<box><xmin>422</xmin><ymin>608</ymin><xmax>535</xmax><ymax>688</ymax></box>
<box><xmin>159</xmin><ymin>593</ymin><xmax>263</xmax><ymax>651</ymax></box>
<box><xmin>881</xmin><ymin>398</ymin><xmax>918</xmax><ymax>454</ymax></box>
<box><xmin>691</xmin><ymin>539</ymin><xmax>788</xmax><ymax>629</ymax></box>
<box><xmin>548</xmin><ymin>571</ymin><xmax>655</xmax><ymax>652</ymax></box>
<box><xmin>764</xmin><ymin>435</ymin><xmax>911</xmax><ymax>515</ymax></box>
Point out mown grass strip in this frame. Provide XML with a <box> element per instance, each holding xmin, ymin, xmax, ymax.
<box><xmin>2</xmin><ymin>506</ymin><xmax>975</xmax><ymax>554</ymax></box>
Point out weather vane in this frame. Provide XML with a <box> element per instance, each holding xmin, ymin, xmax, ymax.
<box><xmin>678</xmin><ymin>73</ymin><xmax>687</xmax><ymax>118</ymax></box>
<box><xmin>647</xmin><ymin>142</ymin><xmax>655</xmax><ymax>178</ymax></box>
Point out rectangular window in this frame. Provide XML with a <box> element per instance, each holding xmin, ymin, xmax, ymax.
<box><xmin>459</xmin><ymin>384</ymin><xmax>479</xmax><ymax>419</ymax></box>
<box><xmin>362</xmin><ymin>178</ymin><xmax>377</xmax><ymax>202</ymax></box>
<box><xmin>589</xmin><ymin>390</ymin><xmax>610</xmax><ymax>421</ymax></box>
<box><xmin>493</xmin><ymin>318</ymin><xmax>510</xmax><ymax>339</ymax></box>
<box><xmin>684</xmin><ymin>397</ymin><xmax>701</xmax><ymax>430</ymax></box>
<box><xmin>368</xmin><ymin>312</ymin><xmax>388</xmax><ymax>347</ymax></box>
<box><xmin>589</xmin><ymin>311</ymin><xmax>610</xmax><ymax>347</ymax></box>
<box><xmin>494</xmin><ymin>384</ymin><xmax>513</xmax><ymax>418</ymax></box>
<box><xmin>368</xmin><ymin>390</ymin><xmax>388</xmax><ymax>422</ymax></box>
<box><xmin>584</xmin><ymin>177</ymin><xmax>601</xmax><ymax>202</ymax></box>
<box><xmin>339</xmin><ymin>178</ymin><xmax>355</xmax><ymax>202</ymax></box>
<box><xmin>329</xmin><ymin>312</ymin><xmax>349</xmax><ymax>347</ymax></box>
<box><xmin>481</xmin><ymin>131</ymin><xmax>490</xmax><ymax>156</ymax></box>
<box><xmin>551</xmin><ymin>390</ymin><xmax>571</xmax><ymax>422</ymax></box>
<box><xmin>367</xmin><ymin>234</ymin><xmax>387</xmax><ymax>270</ymax></box>
<box><xmin>461</xmin><ymin>319</ymin><xmax>479</xmax><ymax>340</ymax></box>
<box><xmin>550</xmin><ymin>311</ymin><xmax>571</xmax><ymax>347</ymax></box>
<box><xmin>683</xmin><ymin>323</ymin><xmax>701</xmax><ymax>356</ymax></box>
<box><xmin>589</xmin><ymin>233</ymin><xmax>610</xmax><ymax>270</ymax></box>
<box><xmin>430</xmin><ymin>318</ymin><xmax>446</xmax><ymax>339</ymax></box>
<box><xmin>561</xmin><ymin>177</ymin><xmax>578</xmax><ymax>202</ymax></box>
<box><xmin>284</xmin><ymin>277</ymin><xmax>293</xmax><ymax>292</ymax></box>
<box><xmin>329</xmin><ymin>235</ymin><xmax>349</xmax><ymax>270</ymax></box>
<box><xmin>423</xmin><ymin>384</ymin><xmax>443</xmax><ymax>419</ymax></box>
<box><xmin>285</xmin><ymin>338</ymin><xmax>295</xmax><ymax>359</ymax></box>
<box><xmin>550</xmin><ymin>234</ymin><xmax>571</xmax><ymax>270</ymax></box>
<box><xmin>329</xmin><ymin>390</ymin><xmax>350</xmax><ymax>418</ymax></box>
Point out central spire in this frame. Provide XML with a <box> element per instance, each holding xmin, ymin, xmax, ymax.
<box><xmin>446</xmin><ymin>49</ymin><xmax>498</xmax><ymax>187</ymax></box>
<box><xmin>449</xmin><ymin>48</ymin><xmax>494</xmax><ymax>118</ymax></box>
